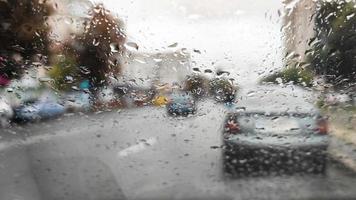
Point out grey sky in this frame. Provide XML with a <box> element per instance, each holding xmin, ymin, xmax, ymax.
<box><xmin>94</xmin><ymin>0</ymin><xmax>284</xmax><ymax>85</ymax></box>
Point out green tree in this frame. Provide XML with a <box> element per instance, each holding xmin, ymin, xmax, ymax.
<box><xmin>209</xmin><ymin>78</ymin><xmax>237</xmax><ymax>103</ymax></box>
<box><xmin>261</xmin><ymin>65</ymin><xmax>314</xmax><ymax>87</ymax></box>
<box><xmin>61</xmin><ymin>4</ymin><xmax>126</xmax><ymax>89</ymax></box>
<box><xmin>48</xmin><ymin>55</ymin><xmax>79</xmax><ymax>91</ymax></box>
<box><xmin>0</xmin><ymin>0</ymin><xmax>55</xmax><ymax>79</ymax></box>
<box><xmin>184</xmin><ymin>74</ymin><xmax>209</xmax><ymax>98</ymax></box>
<box><xmin>310</xmin><ymin>0</ymin><xmax>356</xmax><ymax>84</ymax></box>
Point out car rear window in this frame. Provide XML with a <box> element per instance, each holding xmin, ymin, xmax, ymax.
<box><xmin>235</xmin><ymin>114</ymin><xmax>317</xmax><ymax>134</ymax></box>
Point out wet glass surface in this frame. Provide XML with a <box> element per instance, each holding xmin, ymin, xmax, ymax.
<box><xmin>1</xmin><ymin>0</ymin><xmax>356</xmax><ymax>200</ymax></box>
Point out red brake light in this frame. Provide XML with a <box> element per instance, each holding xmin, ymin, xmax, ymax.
<box><xmin>316</xmin><ymin>118</ymin><xmax>328</xmax><ymax>135</ymax></box>
<box><xmin>225</xmin><ymin>119</ymin><xmax>240</xmax><ymax>134</ymax></box>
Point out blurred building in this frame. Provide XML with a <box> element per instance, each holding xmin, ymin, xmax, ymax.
<box><xmin>283</xmin><ymin>0</ymin><xmax>317</xmax><ymax>63</ymax></box>
<box><xmin>49</xmin><ymin>0</ymin><xmax>92</xmax><ymax>41</ymax></box>
<box><xmin>119</xmin><ymin>50</ymin><xmax>191</xmax><ymax>89</ymax></box>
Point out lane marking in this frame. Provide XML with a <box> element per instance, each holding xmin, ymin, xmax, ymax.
<box><xmin>118</xmin><ymin>137</ymin><xmax>157</xmax><ymax>157</ymax></box>
<box><xmin>0</xmin><ymin>126</ymin><xmax>89</xmax><ymax>151</ymax></box>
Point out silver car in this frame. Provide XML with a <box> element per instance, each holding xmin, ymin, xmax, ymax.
<box><xmin>222</xmin><ymin>85</ymin><xmax>329</xmax><ymax>176</ymax></box>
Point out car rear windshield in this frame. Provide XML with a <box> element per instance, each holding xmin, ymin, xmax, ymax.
<box><xmin>234</xmin><ymin>113</ymin><xmax>318</xmax><ymax>134</ymax></box>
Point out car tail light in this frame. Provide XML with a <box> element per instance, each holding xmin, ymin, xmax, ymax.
<box><xmin>225</xmin><ymin>119</ymin><xmax>240</xmax><ymax>134</ymax></box>
<box><xmin>316</xmin><ymin>118</ymin><xmax>328</xmax><ymax>135</ymax></box>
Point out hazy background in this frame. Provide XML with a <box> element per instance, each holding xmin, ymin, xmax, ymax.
<box><xmin>92</xmin><ymin>0</ymin><xmax>284</xmax><ymax>85</ymax></box>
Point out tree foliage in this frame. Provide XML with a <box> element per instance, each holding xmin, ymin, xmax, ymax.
<box><xmin>310</xmin><ymin>0</ymin><xmax>356</xmax><ymax>84</ymax></box>
<box><xmin>59</xmin><ymin>4</ymin><xmax>126</xmax><ymax>89</ymax></box>
<box><xmin>184</xmin><ymin>74</ymin><xmax>209</xmax><ymax>98</ymax></box>
<box><xmin>0</xmin><ymin>0</ymin><xmax>55</xmax><ymax>79</ymax></box>
<box><xmin>261</xmin><ymin>66</ymin><xmax>314</xmax><ymax>87</ymax></box>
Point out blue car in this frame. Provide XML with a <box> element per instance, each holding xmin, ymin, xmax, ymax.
<box><xmin>167</xmin><ymin>93</ymin><xmax>196</xmax><ymax>116</ymax></box>
<box><xmin>14</xmin><ymin>101</ymin><xmax>65</xmax><ymax>122</ymax></box>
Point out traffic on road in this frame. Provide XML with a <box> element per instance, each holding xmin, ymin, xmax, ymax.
<box><xmin>1</xmin><ymin>0</ymin><xmax>356</xmax><ymax>200</ymax></box>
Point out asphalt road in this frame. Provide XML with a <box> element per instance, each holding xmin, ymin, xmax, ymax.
<box><xmin>0</xmin><ymin>100</ymin><xmax>356</xmax><ymax>200</ymax></box>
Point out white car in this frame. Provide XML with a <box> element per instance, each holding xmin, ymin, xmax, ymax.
<box><xmin>0</xmin><ymin>97</ymin><xmax>13</xmax><ymax>127</ymax></box>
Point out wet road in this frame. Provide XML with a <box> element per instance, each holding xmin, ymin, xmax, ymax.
<box><xmin>0</xmin><ymin>100</ymin><xmax>356</xmax><ymax>200</ymax></box>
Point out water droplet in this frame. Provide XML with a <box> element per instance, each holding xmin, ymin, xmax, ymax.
<box><xmin>64</xmin><ymin>18</ymin><xmax>74</xmax><ymax>25</ymax></box>
<box><xmin>204</xmin><ymin>69</ymin><xmax>213</xmax><ymax>73</ymax></box>
<box><xmin>110</xmin><ymin>43</ymin><xmax>119</xmax><ymax>53</ymax></box>
<box><xmin>192</xmin><ymin>68</ymin><xmax>201</xmax><ymax>72</ymax></box>
<box><xmin>247</xmin><ymin>91</ymin><xmax>256</xmax><ymax>97</ymax></box>
<box><xmin>168</xmin><ymin>42</ymin><xmax>178</xmax><ymax>48</ymax></box>
<box><xmin>134</xmin><ymin>58</ymin><xmax>146</xmax><ymax>64</ymax></box>
<box><xmin>193</xmin><ymin>49</ymin><xmax>201</xmax><ymax>54</ymax></box>
<box><xmin>6</xmin><ymin>88</ymin><xmax>14</xmax><ymax>93</ymax></box>
<box><xmin>153</xmin><ymin>58</ymin><xmax>162</xmax><ymax>63</ymax></box>
<box><xmin>93</xmin><ymin>38</ymin><xmax>100</xmax><ymax>46</ymax></box>
<box><xmin>38</xmin><ymin>77</ymin><xmax>53</xmax><ymax>83</ymax></box>
<box><xmin>346</xmin><ymin>13</ymin><xmax>355</xmax><ymax>20</ymax></box>
<box><xmin>124</xmin><ymin>42</ymin><xmax>139</xmax><ymax>51</ymax></box>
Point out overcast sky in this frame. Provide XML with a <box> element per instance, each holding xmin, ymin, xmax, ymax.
<box><xmin>97</xmin><ymin>0</ymin><xmax>282</xmax><ymax>19</ymax></box>
<box><xmin>90</xmin><ymin>0</ymin><xmax>285</xmax><ymax>85</ymax></box>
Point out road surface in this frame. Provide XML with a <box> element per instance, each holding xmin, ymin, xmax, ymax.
<box><xmin>0</xmin><ymin>100</ymin><xmax>356</xmax><ymax>200</ymax></box>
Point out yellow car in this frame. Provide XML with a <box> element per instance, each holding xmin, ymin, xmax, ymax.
<box><xmin>152</xmin><ymin>95</ymin><xmax>169</xmax><ymax>106</ymax></box>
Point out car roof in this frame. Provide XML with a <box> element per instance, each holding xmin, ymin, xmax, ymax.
<box><xmin>232</xmin><ymin>84</ymin><xmax>319</xmax><ymax>114</ymax></box>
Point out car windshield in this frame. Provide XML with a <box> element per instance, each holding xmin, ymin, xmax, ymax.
<box><xmin>1</xmin><ymin>0</ymin><xmax>356</xmax><ymax>200</ymax></box>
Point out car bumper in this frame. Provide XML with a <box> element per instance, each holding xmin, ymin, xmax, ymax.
<box><xmin>223</xmin><ymin>139</ymin><xmax>329</xmax><ymax>176</ymax></box>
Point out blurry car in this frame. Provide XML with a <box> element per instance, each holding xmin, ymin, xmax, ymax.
<box><xmin>167</xmin><ymin>92</ymin><xmax>196</xmax><ymax>116</ymax></box>
<box><xmin>93</xmin><ymin>87</ymin><xmax>123</xmax><ymax>110</ymax></box>
<box><xmin>152</xmin><ymin>95</ymin><xmax>169</xmax><ymax>107</ymax></box>
<box><xmin>1</xmin><ymin>70</ymin><xmax>44</xmax><ymax>108</ymax></box>
<box><xmin>0</xmin><ymin>97</ymin><xmax>13</xmax><ymax>127</ymax></box>
<box><xmin>64</xmin><ymin>91</ymin><xmax>91</xmax><ymax>112</ymax></box>
<box><xmin>63</xmin><ymin>79</ymin><xmax>91</xmax><ymax>112</ymax></box>
<box><xmin>222</xmin><ymin>85</ymin><xmax>329</xmax><ymax>177</ymax></box>
<box><xmin>130</xmin><ymin>89</ymin><xmax>156</xmax><ymax>107</ymax></box>
<box><xmin>113</xmin><ymin>84</ymin><xmax>156</xmax><ymax>108</ymax></box>
<box><xmin>14</xmin><ymin>101</ymin><xmax>65</xmax><ymax>122</ymax></box>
